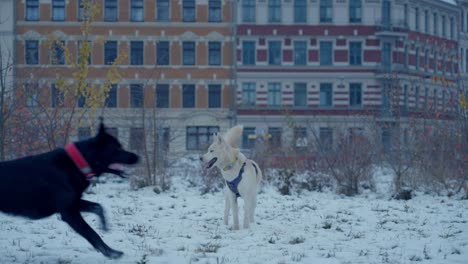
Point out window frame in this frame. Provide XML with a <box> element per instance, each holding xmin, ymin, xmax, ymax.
<box><xmin>182</xmin><ymin>84</ymin><xmax>195</xmax><ymax>108</ymax></box>
<box><xmin>186</xmin><ymin>126</ymin><xmax>219</xmax><ymax>151</ymax></box>
<box><xmin>130</xmin><ymin>84</ymin><xmax>144</xmax><ymax>108</ymax></box>
<box><xmin>182</xmin><ymin>41</ymin><xmax>196</xmax><ymax>65</ymax></box>
<box><xmin>130</xmin><ymin>41</ymin><xmax>144</xmax><ymax>65</ymax></box>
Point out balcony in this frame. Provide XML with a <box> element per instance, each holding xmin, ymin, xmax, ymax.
<box><xmin>375</xmin><ymin>19</ymin><xmax>409</xmax><ymax>38</ymax></box>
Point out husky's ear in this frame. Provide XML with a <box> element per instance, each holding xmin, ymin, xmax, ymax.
<box><xmin>215</xmin><ymin>133</ymin><xmax>225</xmax><ymax>145</ymax></box>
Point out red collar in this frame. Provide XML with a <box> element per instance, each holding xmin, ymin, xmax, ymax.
<box><xmin>64</xmin><ymin>143</ymin><xmax>94</xmax><ymax>179</ymax></box>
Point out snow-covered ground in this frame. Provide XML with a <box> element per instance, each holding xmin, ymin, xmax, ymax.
<box><xmin>0</xmin><ymin>171</ymin><xmax>467</xmax><ymax>264</ymax></box>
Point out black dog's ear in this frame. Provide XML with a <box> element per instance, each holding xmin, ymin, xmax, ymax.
<box><xmin>96</xmin><ymin>117</ymin><xmax>106</xmax><ymax>138</ymax></box>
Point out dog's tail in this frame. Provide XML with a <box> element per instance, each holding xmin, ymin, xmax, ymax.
<box><xmin>224</xmin><ymin>125</ymin><xmax>243</xmax><ymax>148</ymax></box>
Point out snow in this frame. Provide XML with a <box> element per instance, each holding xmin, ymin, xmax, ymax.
<box><xmin>0</xmin><ymin>171</ymin><xmax>467</xmax><ymax>264</ymax></box>
<box><xmin>440</xmin><ymin>0</ymin><xmax>457</xmax><ymax>5</ymax></box>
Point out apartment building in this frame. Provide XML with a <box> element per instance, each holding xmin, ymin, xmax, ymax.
<box><xmin>15</xmin><ymin>0</ymin><xmax>235</xmax><ymax>156</ymax></box>
<box><xmin>236</xmin><ymin>0</ymin><xmax>462</xmax><ymax>152</ymax></box>
<box><xmin>10</xmin><ymin>0</ymin><xmax>467</xmax><ymax>157</ymax></box>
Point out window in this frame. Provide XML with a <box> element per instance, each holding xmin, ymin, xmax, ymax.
<box><xmin>104</xmin><ymin>0</ymin><xmax>118</xmax><ymax>21</ymax></box>
<box><xmin>349</xmin><ymin>42</ymin><xmax>362</xmax><ymax>65</ymax></box>
<box><xmin>294</xmin><ymin>83</ymin><xmax>307</xmax><ymax>107</ymax></box>
<box><xmin>425</xmin><ymin>10</ymin><xmax>429</xmax><ymax>34</ymax></box>
<box><xmin>183</xmin><ymin>0</ymin><xmax>196</xmax><ymax>22</ymax></box>
<box><xmin>242</xmin><ymin>41</ymin><xmax>256</xmax><ymax>65</ymax></box>
<box><xmin>415</xmin><ymin>7</ymin><xmax>419</xmax><ymax>31</ymax></box>
<box><xmin>382</xmin><ymin>42</ymin><xmax>392</xmax><ymax>71</ymax></box>
<box><xmin>462</xmin><ymin>12</ymin><xmax>465</xmax><ymax>32</ymax></box>
<box><xmin>442</xmin><ymin>55</ymin><xmax>446</xmax><ymax>73</ymax></box>
<box><xmin>442</xmin><ymin>15</ymin><xmax>446</xmax><ymax>37</ymax></box>
<box><xmin>208</xmin><ymin>85</ymin><xmax>221</xmax><ymax>108</ymax></box>
<box><xmin>104</xmin><ymin>41</ymin><xmax>117</xmax><ymax>65</ymax></box>
<box><xmin>130</xmin><ymin>41</ymin><xmax>143</xmax><ymax>65</ymax></box>
<box><xmin>242</xmin><ymin>83</ymin><xmax>256</xmax><ymax>106</ymax></box>
<box><xmin>268</xmin><ymin>127</ymin><xmax>282</xmax><ymax>147</ymax></box>
<box><xmin>186</xmin><ymin>126</ymin><xmax>219</xmax><ymax>150</ymax></box>
<box><xmin>433</xmin><ymin>12</ymin><xmax>438</xmax><ymax>35</ymax></box>
<box><xmin>294</xmin><ymin>127</ymin><xmax>308</xmax><ymax>149</ymax></box>
<box><xmin>25</xmin><ymin>40</ymin><xmax>39</xmax><ymax>65</ymax></box>
<box><xmin>156</xmin><ymin>127</ymin><xmax>170</xmax><ymax>152</ymax></box>
<box><xmin>320</xmin><ymin>83</ymin><xmax>332</xmax><ymax>107</ymax></box>
<box><xmin>78</xmin><ymin>92</ymin><xmax>86</xmax><ymax>107</ymax></box>
<box><xmin>208</xmin><ymin>0</ymin><xmax>221</xmax><ymax>22</ymax></box>
<box><xmin>267</xmin><ymin>83</ymin><xmax>281</xmax><ymax>106</ymax></box>
<box><xmin>183</xmin><ymin>42</ymin><xmax>195</xmax><ymax>65</ymax></box>
<box><xmin>294</xmin><ymin>41</ymin><xmax>307</xmax><ymax>65</ymax></box>
<box><xmin>433</xmin><ymin>89</ymin><xmax>438</xmax><ymax>111</ymax></box>
<box><xmin>156</xmin><ymin>84</ymin><xmax>169</xmax><ymax>108</ymax></box>
<box><xmin>414</xmin><ymin>86</ymin><xmax>420</xmax><ymax>109</ymax></box>
<box><xmin>77</xmin><ymin>0</ymin><xmax>89</xmax><ymax>21</ymax></box>
<box><xmin>424</xmin><ymin>87</ymin><xmax>429</xmax><ymax>110</ymax></box>
<box><xmin>294</xmin><ymin>0</ymin><xmax>307</xmax><ymax>23</ymax></box>
<box><xmin>242</xmin><ymin>127</ymin><xmax>256</xmax><ymax>149</ymax></box>
<box><xmin>381</xmin><ymin>128</ymin><xmax>391</xmax><ymax>154</ymax></box>
<box><xmin>52</xmin><ymin>0</ymin><xmax>65</xmax><ymax>21</ymax></box>
<box><xmin>442</xmin><ymin>90</ymin><xmax>446</xmax><ymax>111</ymax></box>
<box><xmin>208</xmin><ymin>42</ymin><xmax>221</xmax><ymax>65</ymax></box>
<box><xmin>466</xmin><ymin>51</ymin><xmax>468</xmax><ymax>73</ymax></box>
<box><xmin>320</xmin><ymin>41</ymin><xmax>332</xmax><ymax>66</ymax></box>
<box><xmin>51</xmin><ymin>84</ymin><xmax>63</xmax><ymax>107</ymax></box>
<box><xmin>131</xmin><ymin>0</ymin><xmax>144</xmax><ymax>21</ymax></box>
<box><xmin>24</xmin><ymin>83</ymin><xmax>39</xmax><ymax>107</ymax></box>
<box><xmin>51</xmin><ymin>41</ymin><xmax>65</xmax><ymax>65</ymax></box>
<box><xmin>105</xmin><ymin>84</ymin><xmax>117</xmax><ymax>107</ymax></box>
<box><xmin>403</xmin><ymin>85</ymin><xmax>408</xmax><ymax>112</ymax></box>
<box><xmin>130</xmin><ymin>84</ymin><xmax>143</xmax><ymax>108</ymax></box>
<box><xmin>434</xmin><ymin>52</ymin><xmax>438</xmax><ymax>73</ymax></box>
<box><xmin>77</xmin><ymin>41</ymin><xmax>91</xmax><ymax>65</ymax></box>
<box><xmin>450</xmin><ymin>17</ymin><xmax>455</xmax><ymax>39</ymax></box>
<box><xmin>26</xmin><ymin>0</ymin><xmax>39</xmax><ymax>21</ymax></box>
<box><xmin>319</xmin><ymin>127</ymin><xmax>333</xmax><ymax>152</ymax></box>
<box><xmin>415</xmin><ymin>47</ymin><xmax>420</xmax><ymax>70</ymax></box>
<box><xmin>268</xmin><ymin>41</ymin><xmax>281</xmax><ymax>65</ymax></box>
<box><xmin>129</xmin><ymin>128</ymin><xmax>144</xmax><ymax>150</ymax></box>
<box><xmin>382</xmin><ymin>83</ymin><xmax>391</xmax><ymax>111</ymax></box>
<box><xmin>404</xmin><ymin>45</ymin><xmax>409</xmax><ymax>68</ymax></box>
<box><xmin>349</xmin><ymin>0</ymin><xmax>362</xmax><ymax>23</ymax></box>
<box><xmin>320</xmin><ymin>0</ymin><xmax>333</xmax><ymax>23</ymax></box>
<box><xmin>78</xmin><ymin>127</ymin><xmax>91</xmax><ymax>141</ymax></box>
<box><xmin>403</xmin><ymin>4</ymin><xmax>408</xmax><ymax>27</ymax></box>
<box><xmin>268</xmin><ymin>0</ymin><xmax>281</xmax><ymax>23</ymax></box>
<box><xmin>349</xmin><ymin>83</ymin><xmax>362</xmax><ymax>107</ymax></box>
<box><xmin>424</xmin><ymin>49</ymin><xmax>429</xmax><ymax>71</ymax></box>
<box><xmin>183</xmin><ymin>84</ymin><xmax>195</xmax><ymax>108</ymax></box>
<box><xmin>156</xmin><ymin>41</ymin><xmax>170</xmax><ymax>65</ymax></box>
<box><xmin>156</xmin><ymin>0</ymin><xmax>170</xmax><ymax>21</ymax></box>
<box><xmin>242</xmin><ymin>0</ymin><xmax>255</xmax><ymax>23</ymax></box>
<box><xmin>382</xmin><ymin>0</ymin><xmax>391</xmax><ymax>29</ymax></box>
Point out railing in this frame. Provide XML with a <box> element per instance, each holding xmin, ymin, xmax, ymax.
<box><xmin>375</xmin><ymin>19</ymin><xmax>409</xmax><ymax>33</ymax></box>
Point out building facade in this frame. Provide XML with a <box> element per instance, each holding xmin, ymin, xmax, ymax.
<box><xmin>236</xmin><ymin>0</ymin><xmax>462</xmax><ymax>152</ymax></box>
<box><xmin>15</xmin><ymin>0</ymin><xmax>236</xmax><ymax>156</ymax></box>
<box><xmin>11</xmin><ymin>0</ymin><xmax>467</xmax><ymax>157</ymax></box>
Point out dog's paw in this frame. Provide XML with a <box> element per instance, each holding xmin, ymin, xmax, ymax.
<box><xmin>104</xmin><ymin>249</ymin><xmax>124</xmax><ymax>259</ymax></box>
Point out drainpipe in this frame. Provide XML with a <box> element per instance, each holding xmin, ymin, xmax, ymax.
<box><xmin>229</xmin><ymin>0</ymin><xmax>238</xmax><ymax>127</ymax></box>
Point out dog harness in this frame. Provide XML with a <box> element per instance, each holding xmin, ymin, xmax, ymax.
<box><xmin>65</xmin><ymin>143</ymin><xmax>95</xmax><ymax>179</ymax></box>
<box><xmin>226</xmin><ymin>162</ymin><xmax>247</xmax><ymax>197</ymax></box>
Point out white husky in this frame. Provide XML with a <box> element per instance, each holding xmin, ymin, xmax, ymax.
<box><xmin>201</xmin><ymin>125</ymin><xmax>262</xmax><ymax>230</ymax></box>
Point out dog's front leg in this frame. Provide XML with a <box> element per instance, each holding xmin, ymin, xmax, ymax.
<box><xmin>79</xmin><ymin>199</ymin><xmax>108</xmax><ymax>231</ymax></box>
<box><xmin>229</xmin><ymin>193</ymin><xmax>239</xmax><ymax>230</ymax></box>
<box><xmin>61</xmin><ymin>208</ymin><xmax>123</xmax><ymax>259</ymax></box>
<box><xmin>224</xmin><ymin>190</ymin><xmax>230</xmax><ymax>226</ymax></box>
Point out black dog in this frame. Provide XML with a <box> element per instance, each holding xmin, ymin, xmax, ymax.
<box><xmin>0</xmin><ymin>120</ymin><xmax>139</xmax><ymax>258</ymax></box>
